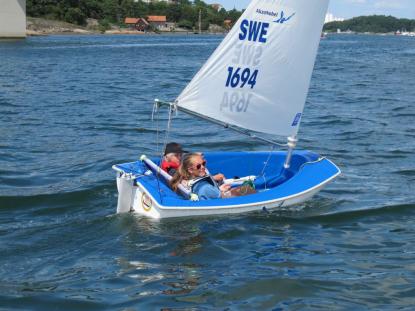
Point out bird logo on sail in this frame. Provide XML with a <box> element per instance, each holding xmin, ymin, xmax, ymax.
<box><xmin>255</xmin><ymin>8</ymin><xmax>295</xmax><ymax>24</ymax></box>
<box><xmin>274</xmin><ymin>10</ymin><xmax>295</xmax><ymax>24</ymax></box>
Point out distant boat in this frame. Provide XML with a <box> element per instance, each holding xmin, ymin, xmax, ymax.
<box><xmin>395</xmin><ymin>30</ymin><xmax>415</xmax><ymax>36</ymax></box>
<box><xmin>113</xmin><ymin>0</ymin><xmax>340</xmax><ymax>219</ymax></box>
<box><xmin>401</xmin><ymin>31</ymin><xmax>415</xmax><ymax>37</ymax></box>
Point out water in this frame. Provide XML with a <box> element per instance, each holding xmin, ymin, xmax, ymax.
<box><xmin>1</xmin><ymin>34</ymin><xmax>414</xmax><ymax>310</ymax></box>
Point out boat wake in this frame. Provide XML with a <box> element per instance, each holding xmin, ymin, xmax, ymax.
<box><xmin>0</xmin><ymin>183</ymin><xmax>115</xmax><ymax>212</ymax></box>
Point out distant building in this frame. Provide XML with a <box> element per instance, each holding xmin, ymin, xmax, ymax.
<box><xmin>125</xmin><ymin>16</ymin><xmax>173</xmax><ymax>32</ymax></box>
<box><xmin>124</xmin><ymin>17</ymin><xmax>149</xmax><ymax>31</ymax></box>
<box><xmin>210</xmin><ymin>4</ymin><xmax>224</xmax><ymax>11</ymax></box>
<box><xmin>325</xmin><ymin>13</ymin><xmax>345</xmax><ymax>24</ymax></box>
<box><xmin>0</xmin><ymin>0</ymin><xmax>26</xmax><ymax>38</ymax></box>
<box><xmin>147</xmin><ymin>15</ymin><xmax>168</xmax><ymax>30</ymax></box>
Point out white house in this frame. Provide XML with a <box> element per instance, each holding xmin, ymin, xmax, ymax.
<box><xmin>0</xmin><ymin>0</ymin><xmax>26</xmax><ymax>38</ymax></box>
<box><xmin>325</xmin><ymin>13</ymin><xmax>345</xmax><ymax>24</ymax></box>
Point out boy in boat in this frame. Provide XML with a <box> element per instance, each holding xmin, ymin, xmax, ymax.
<box><xmin>161</xmin><ymin>142</ymin><xmax>187</xmax><ymax>176</ymax></box>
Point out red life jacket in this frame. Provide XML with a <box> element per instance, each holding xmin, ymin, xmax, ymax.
<box><xmin>161</xmin><ymin>160</ymin><xmax>180</xmax><ymax>176</ymax></box>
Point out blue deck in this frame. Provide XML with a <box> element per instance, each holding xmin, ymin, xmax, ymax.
<box><xmin>114</xmin><ymin>151</ymin><xmax>340</xmax><ymax>207</ymax></box>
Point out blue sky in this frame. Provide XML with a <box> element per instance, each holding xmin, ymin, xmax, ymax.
<box><xmin>206</xmin><ymin>0</ymin><xmax>415</xmax><ymax>19</ymax></box>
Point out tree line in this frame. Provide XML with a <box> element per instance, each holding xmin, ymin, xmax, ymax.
<box><xmin>26</xmin><ymin>0</ymin><xmax>243</xmax><ymax>30</ymax></box>
<box><xmin>324</xmin><ymin>15</ymin><xmax>415</xmax><ymax>33</ymax></box>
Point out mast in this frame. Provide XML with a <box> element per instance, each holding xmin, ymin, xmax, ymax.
<box><xmin>283</xmin><ymin>136</ymin><xmax>298</xmax><ymax>169</ymax></box>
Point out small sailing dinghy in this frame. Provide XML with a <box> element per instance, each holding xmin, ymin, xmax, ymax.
<box><xmin>113</xmin><ymin>0</ymin><xmax>340</xmax><ymax>219</ymax></box>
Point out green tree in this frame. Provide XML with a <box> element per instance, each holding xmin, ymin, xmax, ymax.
<box><xmin>177</xmin><ymin>19</ymin><xmax>193</xmax><ymax>30</ymax></box>
<box><xmin>101</xmin><ymin>0</ymin><xmax>119</xmax><ymax>23</ymax></box>
<box><xmin>26</xmin><ymin>0</ymin><xmax>245</xmax><ymax>30</ymax></box>
<box><xmin>167</xmin><ymin>4</ymin><xmax>181</xmax><ymax>22</ymax></box>
<box><xmin>64</xmin><ymin>7</ymin><xmax>86</xmax><ymax>25</ymax></box>
<box><xmin>98</xmin><ymin>18</ymin><xmax>111</xmax><ymax>32</ymax></box>
<box><xmin>226</xmin><ymin>9</ymin><xmax>242</xmax><ymax>23</ymax></box>
<box><xmin>323</xmin><ymin>15</ymin><xmax>415</xmax><ymax>33</ymax></box>
<box><xmin>80</xmin><ymin>0</ymin><xmax>103</xmax><ymax>19</ymax></box>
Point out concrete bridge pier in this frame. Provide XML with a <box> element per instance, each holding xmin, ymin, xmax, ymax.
<box><xmin>0</xmin><ymin>0</ymin><xmax>26</xmax><ymax>38</ymax></box>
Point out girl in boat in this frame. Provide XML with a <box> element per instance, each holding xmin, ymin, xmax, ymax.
<box><xmin>162</xmin><ymin>142</ymin><xmax>226</xmax><ymax>183</ymax></box>
<box><xmin>170</xmin><ymin>153</ymin><xmax>231</xmax><ymax>200</ymax></box>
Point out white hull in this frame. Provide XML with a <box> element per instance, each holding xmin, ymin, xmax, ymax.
<box><xmin>116</xmin><ymin>175</ymin><xmax>335</xmax><ymax>219</ymax></box>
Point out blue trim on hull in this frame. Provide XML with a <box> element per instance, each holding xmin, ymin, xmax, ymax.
<box><xmin>113</xmin><ymin>151</ymin><xmax>340</xmax><ymax>208</ymax></box>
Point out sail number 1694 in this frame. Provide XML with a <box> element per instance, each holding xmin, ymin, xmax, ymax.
<box><xmin>225</xmin><ymin>66</ymin><xmax>258</xmax><ymax>89</ymax></box>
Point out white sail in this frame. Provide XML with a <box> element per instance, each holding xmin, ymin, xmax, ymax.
<box><xmin>176</xmin><ymin>0</ymin><xmax>329</xmax><ymax>137</ymax></box>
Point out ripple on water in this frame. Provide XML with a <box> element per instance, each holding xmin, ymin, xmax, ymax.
<box><xmin>1</xmin><ymin>34</ymin><xmax>415</xmax><ymax>309</ymax></box>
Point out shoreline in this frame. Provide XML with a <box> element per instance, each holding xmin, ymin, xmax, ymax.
<box><xmin>26</xmin><ymin>17</ymin><xmax>227</xmax><ymax>37</ymax></box>
<box><xmin>26</xmin><ymin>29</ymin><xmax>227</xmax><ymax>36</ymax></box>
<box><xmin>25</xmin><ymin>18</ymin><xmax>412</xmax><ymax>37</ymax></box>
<box><xmin>26</xmin><ymin>30</ymin><xmax>405</xmax><ymax>37</ymax></box>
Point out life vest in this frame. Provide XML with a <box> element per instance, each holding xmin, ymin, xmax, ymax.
<box><xmin>161</xmin><ymin>160</ymin><xmax>179</xmax><ymax>176</ymax></box>
<box><xmin>185</xmin><ymin>175</ymin><xmax>217</xmax><ymax>193</ymax></box>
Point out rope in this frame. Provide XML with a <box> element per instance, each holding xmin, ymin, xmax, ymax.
<box><xmin>298</xmin><ymin>156</ymin><xmax>326</xmax><ymax>171</ymax></box>
<box><xmin>256</xmin><ymin>145</ymin><xmax>276</xmax><ymax>190</ymax></box>
<box><xmin>260</xmin><ymin>145</ymin><xmax>275</xmax><ymax>177</ymax></box>
<box><xmin>153</xmin><ymin>102</ymin><xmax>176</xmax><ymax>204</ymax></box>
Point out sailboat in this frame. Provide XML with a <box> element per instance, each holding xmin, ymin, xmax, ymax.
<box><xmin>112</xmin><ymin>0</ymin><xmax>340</xmax><ymax>219</ymax></box>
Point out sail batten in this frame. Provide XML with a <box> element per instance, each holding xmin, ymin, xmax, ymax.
<box><xmin>176</xmin><ymin>0</ymin><xmax>329</xmax><ymax>137</ymax></box>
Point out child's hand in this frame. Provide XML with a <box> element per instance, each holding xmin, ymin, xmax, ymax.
<box><xmin>220</xmin><ymin>183</ymin><xmax>232</xmax><ymax>198</ymax></box>
<box><xmin>213</xmin><ymin>173</ymin><xmax>225</xmax><ymax>182</ymax></box>
<box><xmin>219</xmin><ymin>184</ymin><xmax>231</xmax><ymax>192</ymax></box>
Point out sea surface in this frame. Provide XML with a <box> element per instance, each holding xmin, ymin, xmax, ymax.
<box><xmin>1</xmin><ymin>34</ymin><xmax>414</xmax><ymax>310</ymax></box>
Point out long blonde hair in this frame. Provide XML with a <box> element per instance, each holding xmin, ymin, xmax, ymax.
<box><xmin>170</xmin><ymin>153</ymin><xmax>200</xmax><ymax>192</ymax></box>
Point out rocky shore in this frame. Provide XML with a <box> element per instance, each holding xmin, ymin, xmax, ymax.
<box><xmin>26</xmin><ymin>17</ymin><xmax>157</xmax><ymax>35</ymax></box>
<box><xmin>26</xmin><ymin>17</ymin><xmax>225</xmax><ymax>36</ymax></box>
<box><xmin>27</xmin><ymin>17</ymin><xmax>99</xmax><ymax>35</ymax></box>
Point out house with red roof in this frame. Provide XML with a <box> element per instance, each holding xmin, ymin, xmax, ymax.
<box><xmin>146</xmin><ymin>16</ymin><xmax>174</xmax><ymax>31</ymax></box>
<box><xmin>124</xmin><ymin>17</ymin><xmax>149</xmax><ymax>31</ymax></box>
<box><xmin>147</xmin><ymin>16</ymin><xmax>167</xmax><ymax>29</ymax></box>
